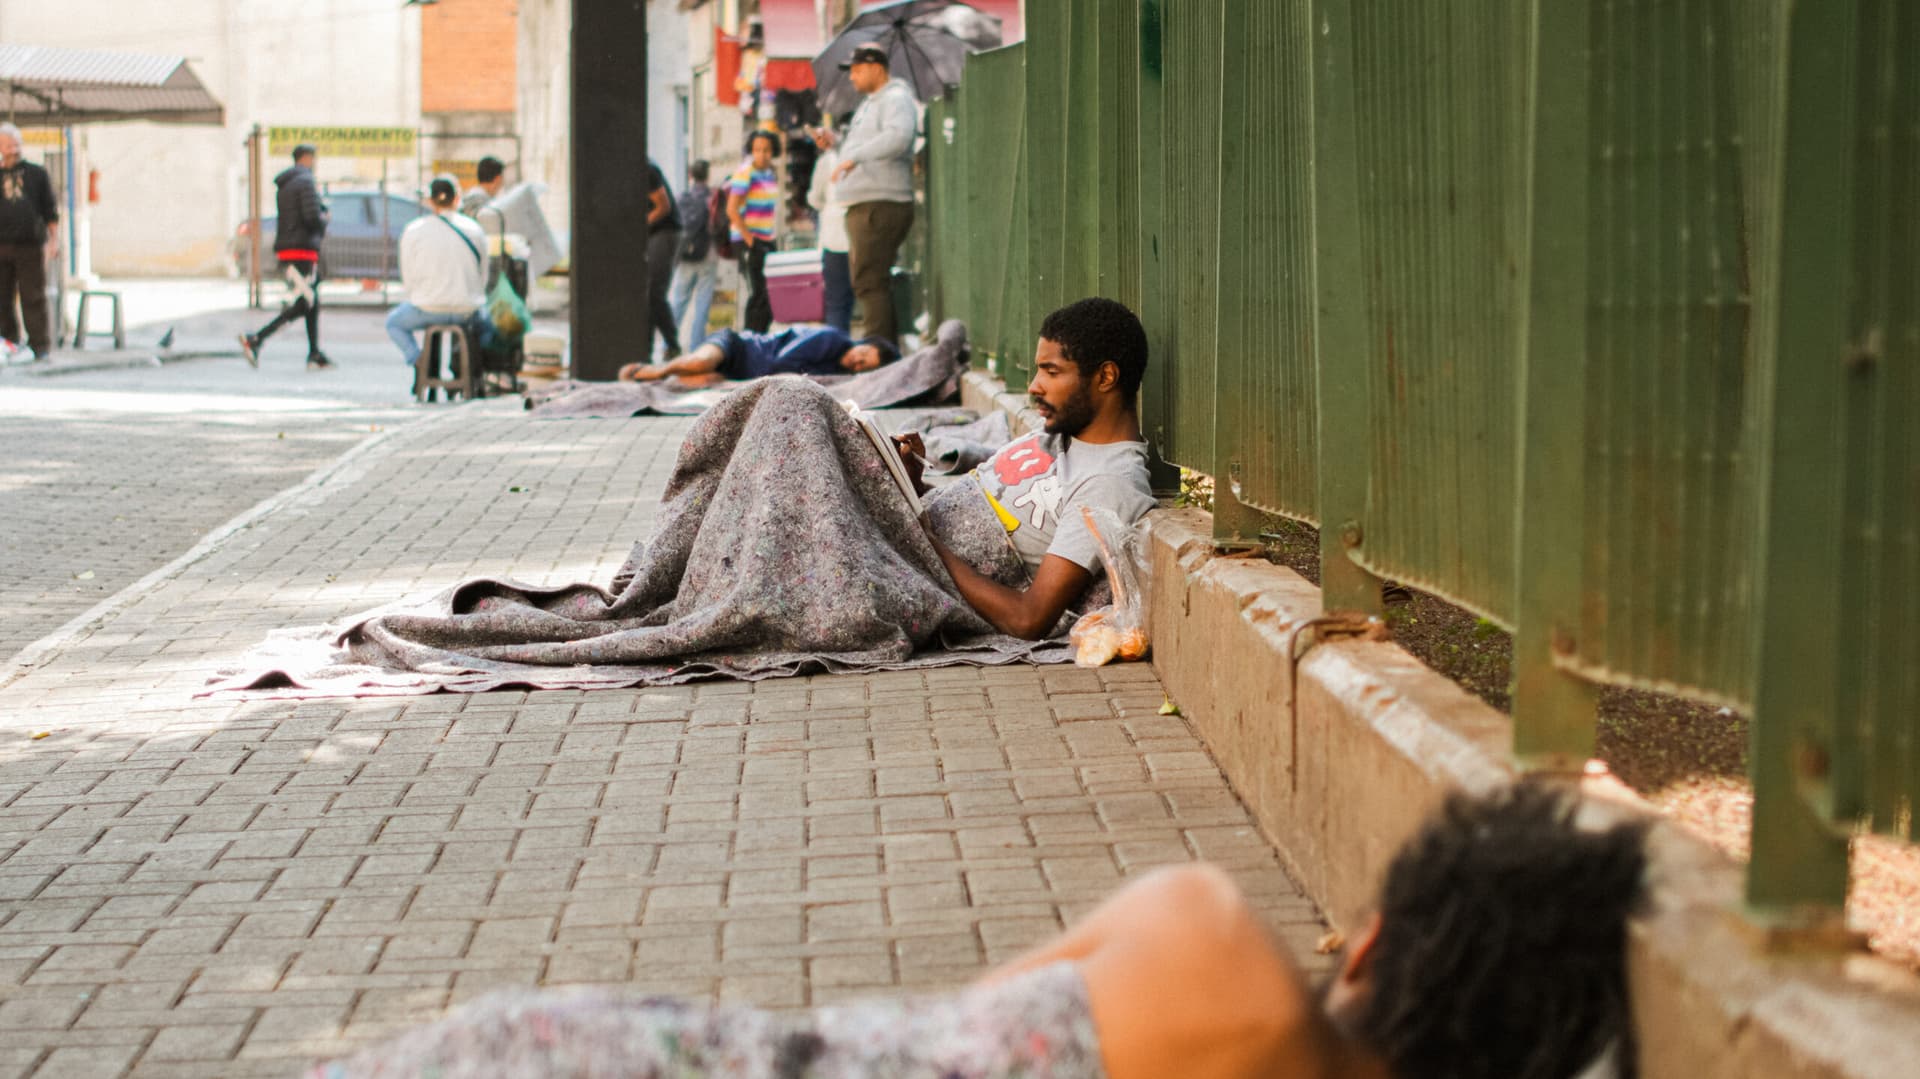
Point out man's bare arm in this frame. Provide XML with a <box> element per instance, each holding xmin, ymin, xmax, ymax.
<box><xmin>931</xmin><ymin>544</ymin><xmax>1090</xmax><ymax>640</ymax></box>
<box><xmin>728</xmin><ymin>192</ymin><xmax>749</xmax><ymax>241</ymax></box>
<box><xmin>648</xmin><ymin>185</ymin><xmax>671</xmax><ymax>225</ymax></box>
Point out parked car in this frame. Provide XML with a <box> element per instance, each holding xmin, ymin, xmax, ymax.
<box><xmin>232</xmin><ymin>190</ymin><xmax>426</xmax><ymax>281</ymax></box>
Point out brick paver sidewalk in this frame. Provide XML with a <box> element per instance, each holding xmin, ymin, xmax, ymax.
<box><xmin>0</xmin><ymin>402</ymin><xmax>1324</xmax><ymax>1077</ymax></box>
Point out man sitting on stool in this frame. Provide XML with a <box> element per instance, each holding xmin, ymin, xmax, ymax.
<box><xmin>387</xmin><ymin>175</ymin><xmax>488</xmax><ymax>377</ymax></box>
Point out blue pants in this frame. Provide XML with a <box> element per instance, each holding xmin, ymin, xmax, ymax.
<box><xmin>669</xmin><ymin>255</ymin><xmax>718</xmax><ymax>348</ymax></box>
<box><xmin>386</xmin><ymin>303</ymin><xmax>473</xmax><ymax>367</ymax></box>
<box><xmin>822</xmin><ymin>248</ymin><xmax>854</xmax><ymax>335</ymax></box>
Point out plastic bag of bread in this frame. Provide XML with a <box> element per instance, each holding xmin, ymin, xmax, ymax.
<box><xmin>1069</xmin><ymin>507</ymin><xmax>1151</xmax><ymax>666</ymax></box>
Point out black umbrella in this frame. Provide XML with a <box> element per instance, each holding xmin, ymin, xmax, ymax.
<box><xmin>811</xmin><ymin>1</ymin><xmax>1003</xmax><ymax>116</ymax></box>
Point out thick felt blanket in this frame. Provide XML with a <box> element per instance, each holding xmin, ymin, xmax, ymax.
<box><xmin>207</xmin><ymin>377</ymin><xmax>1072</xmax><ymax>698</ymax></box>
<box><xmin>528</xmin><ymin>320</ymin><xmax>972</xmax><ymax>419</ymax></box>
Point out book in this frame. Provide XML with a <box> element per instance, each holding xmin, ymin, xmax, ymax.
<box><xmin>844</xmin><ymin>402</ymin><xmax>924</xmax><ymax>516</ymax></box>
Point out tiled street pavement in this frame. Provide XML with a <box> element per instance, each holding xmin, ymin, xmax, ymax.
<box><xmin>0</xmin><ymin>403</ymin><xmax>1325</xmax><ymax>1077</ymax></box>
<box><xmin>0</xmin><ymin>308</ymin><xmax>427</xmax><ymax>661</ymax></box>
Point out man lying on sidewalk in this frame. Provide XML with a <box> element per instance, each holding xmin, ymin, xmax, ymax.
<box><xmin>615</xmin><ymin>324</ymin><xmax>897</xmax><ymax>388</ymax></box>
<box><xmin>903</xmin><ymin>296</ymin><xmax>1157</xmax><ymax>639</ymax></box>
<box><xmin>314</xmin><ymin>780</ymin><xmax>1647</xmax><ymax>1079</ymax></box>
<box><xmin>209</xmin><ymin>299</ymin><xmax>1160</xmax><ymax>697</ymax></box>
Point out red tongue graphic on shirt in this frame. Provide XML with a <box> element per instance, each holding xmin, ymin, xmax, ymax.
<box><xmin>993</xmin><ymin>436</ymin><xmax>1055</xmax><ymax>484</ymax></box>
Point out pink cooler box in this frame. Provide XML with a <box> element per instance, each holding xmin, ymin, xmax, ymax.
<box><xmin>765</xmin><ymin>249</ymin><xmax>826</xmax><ymax>323</ymax></box>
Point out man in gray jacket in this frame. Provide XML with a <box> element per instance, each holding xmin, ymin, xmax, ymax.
<box><xmin>831</xmin><ymin>43</ymin><xmax>917</xmax><ymax>349</ymax></box>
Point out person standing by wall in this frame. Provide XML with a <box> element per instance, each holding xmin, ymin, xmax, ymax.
<box><xmin>832</xmin><ymin>44</ymin><xmax>917</xmax><ymax>348</ymax></box>
<box><xmin>806</xmin><ymin>126</ymin><xmax>853</xmax><ymax>335</ymax></box>
<box><xmin>726</xmin><ymin>131</ymin><xmax>782</xmax><ymax>334</ymax></box>
<box><xmin>461</xmin><ymin>155</ymin><xmax>507</xmax><ymax>217</ymax></box>
<box><xmin>386</xmin><ymin>175</ymin><xmax>488</xmax><ymax>374</ymax></box>
<box><xmin>669</xmin><ymin>159</ymin><xmax>718</xmax><ymax>347</ymax></box>
<box><xmin>0</xmin><ymin>123</ymin><xmax>60</xmax><ymax>360</ymax></box>
<box><xmin>645</xmin><ymin>157</ymin><xmax>683</xmax><ymax>360</ymax></box>
<box><xmin>239</xmin><ymin>143</ymin><xmax>332</xmax><ymax>370</ymax></box>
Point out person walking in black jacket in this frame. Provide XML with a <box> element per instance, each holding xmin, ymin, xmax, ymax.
<box><xmin>240</xmin><ymin>144</ymin><xmax>333</xmax><ymax>370</ymax></box>
<box><xmin>0</xmin><ymin>122</ymin><xmax>61</xmax><ymax>359</ymax></box>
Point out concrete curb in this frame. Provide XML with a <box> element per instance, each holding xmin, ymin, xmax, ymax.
<box><xmin>1140</xmin><ymin>509</ymin><xmax>1920</xmax><ymax>1079</ymax></box>
<box><xmin>0</xmin><ymin>404</ymin><xmax>474</xmax><ymax>693</ymax></box>
<box><xmin>957</xmin><ymin>367</ymin><xmax>1920</xmax><ymax>1078</ymax></box>
<box><xmin>0</xmin><ymin>347</ymin><xmax>235</xmax><ymax>378</ymax></box>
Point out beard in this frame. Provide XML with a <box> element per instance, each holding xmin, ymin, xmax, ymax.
<box><xmin>1035</xmin><ymin>384</ymin><xmax>1097</xmax><ymax>436</ymax></box>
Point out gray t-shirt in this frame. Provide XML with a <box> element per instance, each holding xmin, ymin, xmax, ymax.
<box><xmin>969</xmin><ymin>432</ymin><xmax>1156</xmax><ymax>576</ymax></box>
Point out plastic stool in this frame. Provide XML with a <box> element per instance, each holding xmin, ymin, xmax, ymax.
<box><xmin>72</xmin><ymin>290</ymin><xmax>125</xmax><ymax>350</ymax></box>
<box><xmin>415</xmin><ymin>324</ymin><xmax>479</xmax><ymax>403</ymax></box>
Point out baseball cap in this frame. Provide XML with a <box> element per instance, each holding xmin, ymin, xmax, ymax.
<box><xmin>839</xmin><ymin>43</ymin><xmax>890</xmax><ymax>70</ymax></box>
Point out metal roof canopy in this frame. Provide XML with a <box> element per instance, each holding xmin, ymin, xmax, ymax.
<box><xmin>0</xmin><ymin>44</ymin><xmax>224</xmax><ymax>126</ymax></box>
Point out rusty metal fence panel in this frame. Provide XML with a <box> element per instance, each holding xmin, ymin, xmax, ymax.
<box><xmin>1835</xmin><ymin>0</ymin><xmax>1918</xmax><ymax>842</ymax></box>
<box><xmin>1213</xmin><ymin>0</ymin><xmax>1318</xmax><ymax>522</ymax></box>
<box><xmin>1555</xmin><ymin>0</ymin><xmax>1782</xmax><ymax>707</ymax></box>
<box><xmin>1338</xmin><ymin>0</ymin><xmax>1531</xmax><ymax>621</ymax></box>
<box><xmin>959</xmin><ymin>45</ymin><xmax>1031</xmax><ymax>379</ymax></box>
<box><xmin>1158</xmin><ymin>0</ymin><xmax>1227</xmax><ymax>477</ymax></box>
<box><xmin>925</xmin><ymin>93</ymin><xmax>967</xmax><ymax>332</ymax></box>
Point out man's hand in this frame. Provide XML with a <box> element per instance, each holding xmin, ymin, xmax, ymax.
<box><xmin>832</xmin><ymin>159</ymin><xmax>858</xmax><ymax>183</ymax></box>
<box><xmin>618</xmin><ymin>362</ymin><xmax>666</xmax><ymax>382</ymax></box>
<box><xmin>891</xmin><ymin>432</ymin><xmax>928</xmax><ymax>494</ymax></box>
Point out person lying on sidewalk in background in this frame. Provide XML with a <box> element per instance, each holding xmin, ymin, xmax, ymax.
<box><xmin>312</xmin><ymin>780</ymin><xmax>1647</xmax><ymax>1079</ymax></box>
<box><xmin>616</xmin><ymin>324</ymin><xmax>897</xmax><ymax>389</ymax></box>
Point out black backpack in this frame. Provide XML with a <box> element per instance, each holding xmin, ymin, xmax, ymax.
<box><xmin>676</xmin><ymin>186</ymin><xmax>712</xmax><ymax>261</ymax></box>
<box><xmin>707</xmin><ymin>184</ymin><xmax>736</xmax><ymax>260</ymax></box>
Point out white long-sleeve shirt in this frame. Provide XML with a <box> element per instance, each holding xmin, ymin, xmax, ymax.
<box><xmin>399</xmin><ymin>210</ymin><xmax>488</xmax><ymax>313</ymax></box>
<box><xmin>807</xmin><ymin>148</ymin><xmax>850</xmax><ymax>253</ymax></box>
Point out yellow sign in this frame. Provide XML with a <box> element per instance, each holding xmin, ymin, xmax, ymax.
<box><xmin>268</xmin><ymin>126</ymin><xmax>416</xmax><ymax>159</ymax></box>
<box><xmin>21</xmin><ymin>128</ymin><xmax>63</xmax><ymax>148</ymax></box>
<box><xmin>432</xmin><ymin>158</ymin><xmax>480</xmax><ymax>188</ymax></box>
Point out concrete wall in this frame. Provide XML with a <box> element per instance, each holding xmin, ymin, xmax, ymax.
<box><xmin>0</xmin><ymin>0</ymin><xmax>423</xmax><ymax>277</ymax></box>
<box><xmin>958</xmin><ymin>371</ymin><xmax>1920</xmax><ymax>1079</ymax></box>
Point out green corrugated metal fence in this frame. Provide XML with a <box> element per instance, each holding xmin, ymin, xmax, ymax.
<box><xmin>920</xmin><ymin>0</ymin><xmax>1917</xmax><ymax>919</ymax></box>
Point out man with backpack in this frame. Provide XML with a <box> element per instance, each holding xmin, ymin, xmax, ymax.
<box><xmin>385</xmin><ymin>175</ymin><xmax>488</xmax><ymax>373</ymax></box>
<box><xmin>668</xmin><ymin>160</ymin><xmax>718</xmax><ymax>348</ymax></box>
<box><xmin>239</xmin><ymin>143</ymin><xmax>333</xmax><ymax>370</ymax></box>
<box><xmin>645</xmin><ymin>157</ymin><xmax>683</xmax><ymax>361</ymax></box>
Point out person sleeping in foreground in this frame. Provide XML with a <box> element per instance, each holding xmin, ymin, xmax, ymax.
<box><xmin>616</xmin><ymin>324</ymin><xmax>898</xmax><ymax>389</ymax></box>
<box><xmin>312</xmin><ymin>780</ymin><xmax>1647</xmax><ymax>1078</ymax></box>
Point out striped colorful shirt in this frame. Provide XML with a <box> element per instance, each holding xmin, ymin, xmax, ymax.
<box><xmin>725</xmin><ymin>163</ymin><xmax>780</xmax><ymax>245</ymax></box>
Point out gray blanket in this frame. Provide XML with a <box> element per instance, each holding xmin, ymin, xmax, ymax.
<box><xmin>207</xmin><ymin>377</ymin><xmax>1072</xmax><ymax>698</ymax></box>
<box><xmin>528</xmin><ymin>320</ymin><xmax>972</xmax><ymax>419</ymax></box>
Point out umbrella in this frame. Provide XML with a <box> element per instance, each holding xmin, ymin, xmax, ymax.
<box><xmin>811</xmin><ymin>1</ymin><xmax>1003</xmax><ymax>116</ymax></box>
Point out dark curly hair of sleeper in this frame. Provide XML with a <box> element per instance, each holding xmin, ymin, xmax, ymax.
<box><xmin>1039</xmin><ymin>297</ymin><xmax>1148</xmax><ymax>400</ymax></box>
<box><xmin>1352</xmin><ymin>781</ymin><xmax>1649</xmax><ymax>1079</ymax></box>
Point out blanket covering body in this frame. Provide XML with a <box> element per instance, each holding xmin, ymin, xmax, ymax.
<box><xmin>210</xmin><ymin>377</ymin><xmax>1071</xmax><ymax>698</ymax></box>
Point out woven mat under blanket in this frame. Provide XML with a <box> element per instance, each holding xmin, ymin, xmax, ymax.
<box><xmin>204</xmin><ymin>377</ymin><xmax>1079</xmax><ymax>699</ymax></box>
<box><xmin>527</xmin><ymin>320</ymin><xmax>972</xmax><ymax>419</ymax></box>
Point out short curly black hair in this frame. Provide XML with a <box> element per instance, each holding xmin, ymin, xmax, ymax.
<box><xmin>744</xmin><ymin>129</ymin><xmax>782</xmax><ymax>157</ymax></box>
<box><xmin>1354</xmin><ymin>781</ymin><xmax>1649</xmax><ymax>1079</ymax></box>
<box><xmin>1038</xmin><ymin>297</ymin><xmax>1148</xmax><ymax>400</ymax></box>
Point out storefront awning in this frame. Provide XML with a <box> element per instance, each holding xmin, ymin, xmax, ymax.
<box><xmin>0</xmin><ymin>44</ymin><xmax>225</xmax><ymax>126</ymax></box>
